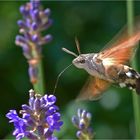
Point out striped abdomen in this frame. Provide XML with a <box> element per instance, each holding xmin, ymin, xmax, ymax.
<box><xmin>106</xmin><ymin>64</ymin><xmax>140</xmax><ymax>94</ymax></box>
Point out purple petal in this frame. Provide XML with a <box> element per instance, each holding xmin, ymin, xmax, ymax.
<box><xmin>81</xmin><ymin>110</ymin><xmax>87</xmax><ymax>119</ymax></box>
<box><xmin>14</xmin><ymin>132</ymin><xmax>25</xmax><ymax>140</ymax></box>
<box><xmin>79</xmin><ymin>121</ymin><xmax>86</xmax><ymax>129</ymax></box>
<box><xmin>86</xmin><ymin>112</ymin><xmax>92</xmax><ymax>120</ymax></box>
<box><xmin>30</xmin><ymin>0</ymin><xmax>40</xmax><ymax>10</ymax></box>
<box><xmin>6</xmin><ymin>110</ymin><xmax>20</xmax><ymax>122</ymax></box>
<box><xmin>22</xmin><ymin>104</ymin><xmax>32</xmax><ymax>114</ymax></box>
<box><xmin>46</xmin><ymin>105</ymin><xmax>59</xmax><ymax>115</ymax></box>
<box><xmin>76</xmin><ymin>130</ymin><xmax>82</xmax><ymax>139</ymax></box>
<box><xmin>46</xmin><ymin>107</ymin><xmax>56</xmax><ymax>115</ymax></box>
<box><xmin>47</xmin><ymin>95</ymin><xmax>56</xmax><ymax>105</ymax></box>
<box><xmin>29</xmin><ymin>97</ymin><xmax>35</xmax><ymax>109</ymax></box>
<box><xmin>31</xmin><ymin>22</ymin><xmax>38</xmax><ymax>30</ymax></box>
<box><xmin>22</xmin><ymin>45</ymin><xmax>31</xmax><ymax>59</ymax></box>
<box><xmin>12</xmin><ymin>119</ymin><xmax>27</xmax><ymax>139</ymax></box>
<box><xmin>17</xmin><ymin>20</ymin><xmax>27</xmax><ymax>29</ymax></box>
<box><xmin>52</xmin><ymin>113</ymin><xmax>60</xmax><ymax>121</ymax></box>
<box><xmin>44</xmin><ymin>129</ymin><xmax>53</xmax><ymax>138</ymax></box>
<box><xmin>34</xmin><ymin>96</ymin><xmax>41</xmax><ymax>112</ymax></box>
<box><xmin>43</xmin><ymin>34</ymin><xmax>53</xmax><ymax>43</ymax></box>
<box><xmin>44</xmin><ymin>8</ymin><xmax>51</xmax><ymax>16</ymax></box>
<box><xmin>72</xmin><ymin>116</ymin><xmax>79</xmax><ymax>127</ymax></box>
<box><xmin>24</xmin><ymin>32</ymin><xmax>32</xmax><ymax>41</ymax></box>
<box><xmin>40</xmin><ymin>94</ymin><xmax>48</xmax><ymax>105</ymax></box>
<box><xmin>32</xmin><ymin>9</ymin><xmax>41</xmax><ymax>24</ymax></box>
<box><xmin>32</xmin><ymin>34</ymin><xmax>39</xmax><ymax>42</ymax></box>
<box><xmin>22</xmin><ymin>114</ymin><xmax>36</xmax><ymax>128</ymax></box>
<box><xmin>51</xmin><ymin>121</ymin><xmax>63</xmax><ymax>131</ymax></box>
<box><xmin>16</xmin><ymin>35</ymin><xmax>27</xmax><ymax>44</ymax></box>
<box><xmin>20</xmin><ymin>5</ymin><xmax>29</xmax><ymax>16</ymax></box>
<box><xmin>48</xmin><ymin>136</ymin><xmax>58</xmax><ymax>140</ymax></box>
<box><xmin>47</xmin><ymin>116</ymin><xmax>54</xmax><ymax>126</ymax></box>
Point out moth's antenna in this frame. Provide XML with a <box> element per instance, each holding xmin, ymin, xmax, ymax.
<box><xmin>62</xmin><ymin>47</ymin><xmax>78</xmax><ymax>57</ymax></box>
<box><xmin>75</xmin><ymin>37</ymin><xmax>81</xmax><ymax>55</ymax></box>
<box><xmin>53</xmin><ymin>63</ymin><xmax>73</xmax><ymax>94</ymax></box>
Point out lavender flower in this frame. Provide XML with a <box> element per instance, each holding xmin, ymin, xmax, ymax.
<box><xmin>72</xmin><ymin>109</ymin><xmax>94</xmax><ymax>140</ymax></box>
<box><xmin>15</xmin><ymin>0</ymin><xmax>52</xmax><ymax>83</ymax></box>
<box><xmin>6</xmin><ymin>89</ymin><xmax>63</xmax><ymax>140</ymax></box>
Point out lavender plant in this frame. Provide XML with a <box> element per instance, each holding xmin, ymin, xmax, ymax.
<box><xmin>6</xmin><ymin>89</ymin><xmax>63</xmax><ymax>140</ymax></box>
<box><xmin>15</xmin><ymin>0</ymin><xmax>52</xmax><ymax>92</ymax></box>
<box><xmin>6</xmin><ymin>0</ymin><xmax>96</xmax><ymax>139</ymax></box>
<box><xmin>72</xmin><ymin>109</ymin><xmax>94</xmax><ymax>140</ymax></box>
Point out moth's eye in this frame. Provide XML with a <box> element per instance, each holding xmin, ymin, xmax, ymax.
<box><xmin>79</xmin><ymin>59</ymin><xmax>85</xmax><ymax>63</ymax></box>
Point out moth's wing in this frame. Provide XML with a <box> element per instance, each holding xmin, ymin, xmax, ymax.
<box><xmin>99</xmin><ymin>34</ymin><xmax>139</xmax><ymax>64</ymax></box>
<box><xmin>99</xmin><ymin>17</ymin><xmax>140</xmax><ymax>64</ymax></box>
<box><xmin>77</xmin><ymin>76</ymin><xmax>110</xmax><ymax>101</ymax></box>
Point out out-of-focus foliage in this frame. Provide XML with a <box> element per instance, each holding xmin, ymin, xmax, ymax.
<box><xmin>1</xmin><ymin>1</ymin><xmax>140</xmax><ymax>139</ymax></box>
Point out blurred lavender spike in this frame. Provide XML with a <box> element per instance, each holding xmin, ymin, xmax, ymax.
<box><xmin>72</xmin><ymin>109</ymin><xmax>94</xmax><ymax>140</ymax></box>
<box><xmin>15</xmin><ymin>0</ymin><xmax>52</xmax><ymax>83</ymax></box>
<box><xmin>6</xmin><ymin>89</ymin><xmax>63</xmax><ymax>140</ymax></box>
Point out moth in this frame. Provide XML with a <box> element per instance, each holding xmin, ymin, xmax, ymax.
<box><xmin>62</xmin><ymin>19</ymin><xmax>140</xmax><ymax>100</ymax></box>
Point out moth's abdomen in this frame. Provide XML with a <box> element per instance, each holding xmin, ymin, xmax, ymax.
<box><xmin>118</xmin><ymin>66</ymin><xmax>140</xmax><ymax>94</ymax></box>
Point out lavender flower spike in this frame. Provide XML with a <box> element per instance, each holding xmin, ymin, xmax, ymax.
<box><xmin>6</xmin><ymin>89</ymin><xmax>63</xmax><ymax>140</ymax></box>
<box><xmin>15</xmin><ymin>0</ymin><xmax>53</xmax><ymax>83</ymax></box>
<box><xmin>72</xmin><ymin>109</ymin><xmax>94</xmax><ymax>140</ymax></box>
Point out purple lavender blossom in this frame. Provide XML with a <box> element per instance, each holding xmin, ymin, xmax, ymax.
<box><xmin>15</xmin><ymin>0</ymin><xmax>52</xmax><ymax>83</ymax></box>
<box><xmin>72</xmin><ymin>109</ymin><xmax>94</xmax><ymax>140</ymax></box>
<box><xmin>6</xmin><ymin>89</ymin><xmax>63</xmax><ymax>140</ymax></box>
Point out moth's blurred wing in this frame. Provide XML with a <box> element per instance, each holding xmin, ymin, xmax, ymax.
<box><xmin>77</xmin><ymin>76</ymin><xmax>110</xmax><ymax>101</ymax></box>
<box><xmin>99</xmin><ymin>33</ymin><xmax>140</xmax><ymax>65</ymax></box>
<box><xmin>99</xmin><ymin>18</ymin><xmax>140</xmax><ymax>64</ymax></box>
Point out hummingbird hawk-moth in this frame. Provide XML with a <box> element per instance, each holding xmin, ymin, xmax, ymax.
<box><xmin>62</xmin><ymin>19</ymin><xmax>140</xmax><ymax>100</ymax></box>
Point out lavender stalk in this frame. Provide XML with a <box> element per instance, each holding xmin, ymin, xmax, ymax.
<box><xmin>126</xmin><ymin>0</ymin><xmax>140</xmax><ymax>138</ymax></box>
<box><xmin>15</xmin><ymin>0</ymin><xmax>52</xmax><ymax>93</ymax></box>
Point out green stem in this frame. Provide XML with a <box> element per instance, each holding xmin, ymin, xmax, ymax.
<box><xmin>126</xmin><ymin>0</ymin><xmax>140</xmax><ymax>139</ymax></box>
<box><xmin>33</xmin><ymin>59</ymin><xmax>45</xmax><ymax>94</ymax></box>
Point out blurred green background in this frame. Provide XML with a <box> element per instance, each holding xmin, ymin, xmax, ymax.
<box><xmin>1</xmin><ymin>0</ymin><xmax>140</xmax><ymax>139</ymax></box>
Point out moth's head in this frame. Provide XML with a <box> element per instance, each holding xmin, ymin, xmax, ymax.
<box><xmin>72</xmin><ymin>54</ymin><xmax>88</xmax><ymax>69</ymax></box>
<box><xmin>62</xmin><ymin>38</ymin><xmax>94</xmax><ymax>69</ymax></box>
